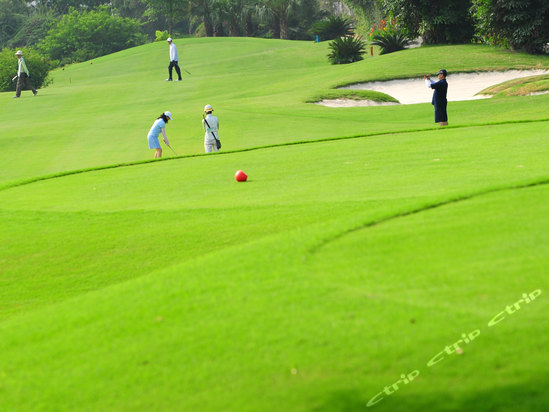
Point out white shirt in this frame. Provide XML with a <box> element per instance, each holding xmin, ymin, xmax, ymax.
<box><xmin>169</xmin><ymin>43</ymin><xmax>178</xmax><ymax>62</ymax></box>
<box><xmin>18</xmin><ymin>57</ymin><xmax>29</xmax><ymax>76</ymax></box>
<box><xmin>202</xmin><ymin>114</ymin><xmax>219</xmax><ymax>143</ymax></box>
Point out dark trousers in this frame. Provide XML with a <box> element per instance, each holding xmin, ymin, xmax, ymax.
<box><xmin>168</xmin><ymin>61</ymin><xmax>182</xmax><ymax>80</ymax></box>
<box><xmin>16</xmin><ymin>73</ymin><xmax>37</xmax><ymax>97</ymax></box>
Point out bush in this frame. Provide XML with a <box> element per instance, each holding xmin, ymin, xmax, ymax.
<box><xmin>38</xmin><ymin>6</ymin><xmax>147</xmax><ymax>65</ymax></box>
<box><xmin>155</xmin><ymin>30</ymin><xmax>170</xmax><ymax>42</ymax></box>
<box><xmin>311</xmin><ymin>16</ymin><xmax>354</xmax><ymax>41</ymax></box>
<box><xmin>369</xmin><ymin>20</ymin><xmax>412</xmax><ymax>54</ymax></box>
<box><xmin>0</xmin><ymin>47</ymin><xmax>54</xmax><ymax>92</ymax></box>
<box><xmin>327</xmin><ymin>36</ymin><xmax>366</xmax><ymax>64</ymax></box>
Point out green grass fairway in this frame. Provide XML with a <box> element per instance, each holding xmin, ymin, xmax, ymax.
<box><xmin>0</xmin><ymin>38</ymin><xmax>548</xmax><ymax>411</ymax></box>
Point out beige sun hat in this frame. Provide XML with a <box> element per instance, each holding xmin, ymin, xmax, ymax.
<box><xmin>15</xmin><ymin>50</ymin><xmax>23</xmax><ymax>56</ymax></box>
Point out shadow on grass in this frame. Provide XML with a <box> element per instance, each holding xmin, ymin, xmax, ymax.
<box><xmin>312</xmin><ymin>376</ymin><xmax>549</xmax><ymax>411</ymax></box>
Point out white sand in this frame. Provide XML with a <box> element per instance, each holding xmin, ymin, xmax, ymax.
<box><xmin>317</xmin><ymin>70</ymin><xmax>549</xmax><ymax>107</ymax></box>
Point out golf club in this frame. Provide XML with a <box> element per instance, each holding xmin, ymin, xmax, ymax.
<box><xmin>167</xmin><ymin>144</ymin><xmax>178</xmax><ymax>156</ymax></box>
<box><xmin>183</xmin><ymin>67</ymin><xmax>191</xmax><ymax>75</ymax></box>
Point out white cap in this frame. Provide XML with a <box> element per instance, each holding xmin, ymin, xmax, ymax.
<box><xmin>204</xmin><ymin>104</ymin><xmax>213</xmax><ymax>112</ymax></box>
<box><xmin>164</xmin><ymin>111</ymin><xmax>173</xmax><ymax>120</ymax></box>
<box><xmin>15</xmin><ymin>50</ymin><xmax>22</xmax><ymax>56</ymax></box>
<box><xmin>167</xmin><ymin>38</ymin><xmax>172</xmax><ymax>42</ymax></box>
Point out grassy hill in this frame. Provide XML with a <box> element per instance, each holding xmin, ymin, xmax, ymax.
<box><xmin>0</xmin><ymin>38</ymin><xmax>548</xmax><ymax>411</ymax></box>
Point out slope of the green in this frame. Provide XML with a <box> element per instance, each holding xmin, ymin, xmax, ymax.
<box><xmin>0</xmin><ymin>39</ymin><xmax>548</xmax><ymax>411</ymax></box>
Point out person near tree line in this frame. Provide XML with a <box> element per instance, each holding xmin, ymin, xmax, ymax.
<box><xmin>166</xmin><ymin>38</ymin><xmax>182</xmax><ymax>82</ymax></box>
<box><xmin>425</xmin><ymin>69</ymin><xmax>448</xmax><ymax>126</ymax></box>
<box><xmin>12</xmin><ymin>50</ymin><xmax>38</xmax><ymax>98</ymax></box>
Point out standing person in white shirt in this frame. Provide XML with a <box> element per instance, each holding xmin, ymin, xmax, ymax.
<box><xmin>202</xmin><ymin>105</ymin><xmax>220</xmax><ymax>153</ymax></box>
<box><xmin>166</xmin><ymin>38</ymin><xmax>182</xmax><ymax>82</ymax></box>
<box><xmin>12</xmin><ymin>50</ymin><xmax>37</xmax><ymax>98</ymax></box>
<box><xmin>147</xmin><ymin>111</ymin><xmax>173</xmax><ymax>158</ymax></box>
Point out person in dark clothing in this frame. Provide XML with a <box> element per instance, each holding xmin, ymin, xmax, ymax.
<box><xmin>425</xmin><ymin>69</ymin><xmax>448</xmax><ymax>126</ymax></box>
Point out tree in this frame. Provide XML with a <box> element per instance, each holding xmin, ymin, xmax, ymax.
<box><xmin>0</xmin><ymin>0</ymin><xmax>27</xmax><ymax>48</ymax></box>
<box><xmin>31</xmin><ymin>0</ymin><xmax>109</xmax><ymax>15</ymax></box>
<box><xmin>190</xmin><ymin>0</ymin><xmax>216</xmax><ymax>36</ymax></box>
<box><xmin>38</xmin><ymin>6</ymin><xmax>147</xmax><ymax>64</ymax></box>
<box><xmin>471</xmin><ymin>0</ymin><xmax>549</xmax><ymax>54</ymax></box>
<box><xmin>257</xmin><ymin>0</ymin><xmax>302</xmax><ymax>39</ymax></box>
<box><xmin>381</xmin><ymin>0</ymin><xmax>474</xmax><ymax>44</ymax></box>
<box><xmin>143</xmin><ymin>0</ymin><xmax>188</xmax><ymax>36</ymax></box>
<box><xmin>8</xmin><ymin>12</ymin><xmax>56</xmax><ymax>48</ymax></box>
<box><xmin>340</xmin><ymin>0</ymin><xmax>382</xmax><ymax>34</ymax></box>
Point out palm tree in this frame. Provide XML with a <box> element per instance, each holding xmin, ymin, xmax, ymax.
<box><xmin>257</xmin><ymin>0</ymin><xmax>302</xmax><ymax>39</ymax></box>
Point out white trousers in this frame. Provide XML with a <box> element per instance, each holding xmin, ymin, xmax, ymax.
<box><xmin>205</xmin><ymin>141</ymin><xmax>219</xmax><ymax>153</ymax></box>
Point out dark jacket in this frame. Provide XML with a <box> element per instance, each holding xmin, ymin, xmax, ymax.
<box><xmin>431</xmin><ymin>79</ymin><xmax>448</xmax><ymax>106</ymax></box>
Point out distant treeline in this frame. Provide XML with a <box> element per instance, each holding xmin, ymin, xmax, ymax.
<box><xmin>0</xmin><ymin>0</ymin><xmax>546</xmax><ymax>67</ymax></box>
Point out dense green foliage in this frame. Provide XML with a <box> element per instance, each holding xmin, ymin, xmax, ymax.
<box><xmin>0</xmin><ymin>0</ymin><xmax>27</xmax><ymax>46</ymax></box>
<box><xmin>327</xmin><ymin>35</ymin><xmax>366</xmax><ymax>64</ymax></box>
<box><xmin>471</xmin><ymin>0</ymin><xmax>549</xmax><ymax>54</ymax></box>
<box><xmin>1</xmin><ymin>38</ymin><xmax>549</xmax><ymax>411</ymax></box>
<box><xmin>311</xmin><ymin>15</ymin><xmax>354</xmax><ymax>41</ymax></box>
<box><xmin>0</xmin><ymin>47</ymin><xmax>53</xmax><ymax>91</ymax></box>
<box><xmin>381</xmin><ymin>0</ymin><xmax>474</xmax><ymax>44</ymax></box>
<box><xmin>6</xmin><ymin>13</ymin><xmax>54</xmax><ymax>48</ymax></box>
<box><xmin>37</xmin><ymin>6</ymin><xmax>147</xmax><ymax>64</ymax></box>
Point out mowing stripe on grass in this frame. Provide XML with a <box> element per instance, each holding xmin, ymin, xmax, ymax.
<box><xmin>1</xmin><ymin>117</ymin><xmax>548</xmax><ymax>193</ymax></box>
<box><xmin>308</xmin><ymin>176</ymin><xmax>549</xmax><ymax>256</ymax></box>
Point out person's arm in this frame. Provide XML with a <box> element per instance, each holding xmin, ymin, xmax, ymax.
<box><xmin>161</xmin><ymin>128</ymin><xmax>169</xmax><ymax>146</ymax></box>
<box><xmin>424</xmin><ymin>75</ymin><xmax>435</xmax><ymax>88</ymax></box>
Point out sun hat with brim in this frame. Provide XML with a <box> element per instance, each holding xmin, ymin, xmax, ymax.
<box><xmin>15</xmin><ymin>50</ymin><xmax>23</xmax><ymax>56</ymax></box>
<box><xmin>164</xmin><ymin>111</ymin><xmax>173</xmax><ymax>120</ymax></box>
<box><xmin>204</xmin><ymin>104</ymin><xmax>213</xmax><ymax>112</ymax></box>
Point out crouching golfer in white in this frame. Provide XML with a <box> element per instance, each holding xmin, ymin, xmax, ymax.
<box><xmin>148</xmin><ymin>111</ymin><xmax>173</xmax><ymax>158</ymax></box>
<box><xmin>202</xmin><ymin>105</ymin><xmax>219</xmax><ymax>153</ymax></box>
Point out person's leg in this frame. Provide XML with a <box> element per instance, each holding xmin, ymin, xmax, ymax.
<box><xmin>213</xmin><ymin>143</ymin><xmax>219</xmax><ymax>152</ymax></box>
<box><xmin>174</xmin><ymin>63</ymin><xmax>182</xmax><ymax>80</ymax></box>
<box><xmin>15</xmin><ymin>76</ymin><xmax>23</xmax><ymax>97</ymax></box>
<box><xmin>205</xmin><ymin>143</ymin><xmax>213</xmax><ymax>153</ymax></box>
<box><xmin>439</xmin><ymin>102</ymin><xmax>448</xmax><ymax>126</ymax></box>
<box><xmin>23</xmin><ymin>75</ymin><xmax>37</xmax><ymax>95</ymax></box>
<box><xmin>155</xmin><ymin>148</ymin><xmax>162</xmax><ymax>158</ymax></box>
<box><xmin>167</xmin><ymin>62</ymin><xmax>174</xmax><ymax>80</ymax></box>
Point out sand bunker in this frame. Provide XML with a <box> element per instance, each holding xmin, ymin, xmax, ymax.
<box><xmin>317</xmin><ymin>70</ymin><xmax>549</xmax><ymax>107</ymax></box>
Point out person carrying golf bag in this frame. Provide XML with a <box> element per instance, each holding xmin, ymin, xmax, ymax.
<box><xmin>13</xmin><ymin>50</ymin><xmax>37</xmax><ymax>98</ymax></box>
<box><xmin>147</xmin><ymin>111</ymin><xmax>174</xmax><ymax>158</ymax></box>
<box><xmin>202</xmin><ymin>105</ymin><xmax>221</xmax><ymax>153</ymax></box>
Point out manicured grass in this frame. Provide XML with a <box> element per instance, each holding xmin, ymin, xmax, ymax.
<box><xmin>479</xmin><ymin>74</ymin><xmax>549</xmax><ymax>96</ymax></box>
<box><xmin>0</xmin><ymin>38</ymin><xmax>548</xmax><ymax>411</ymax></box>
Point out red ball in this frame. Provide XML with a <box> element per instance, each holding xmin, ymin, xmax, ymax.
<box><xmin>235</xmin><ymin>170</ymin><xmax>247</xmax><ymax>182</ymax></box>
